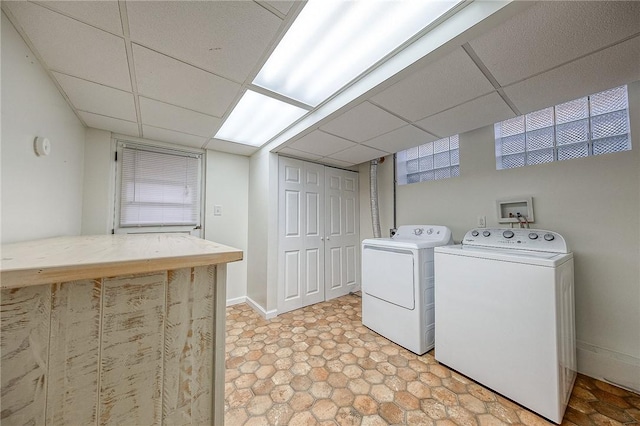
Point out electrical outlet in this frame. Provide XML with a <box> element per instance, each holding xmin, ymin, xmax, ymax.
<box><xmin>477</xmin><ymin>215</ymin><xmax>486</xmax><ymax>228</ymax></box>
<box><xmin>214</xmin><ymin>205</ymin><xmax>223</xmax><ymax>216</ymax></box>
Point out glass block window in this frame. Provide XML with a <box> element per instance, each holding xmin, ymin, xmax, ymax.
<box><xmin>397</xmin><ymin>135</ymin><xmax>460</xmax><ymax>185</ymax></box>
<box><xmin>495</xmin><ymin>85</ymin><xmax>631</xmax><ymax>170</ymax></box>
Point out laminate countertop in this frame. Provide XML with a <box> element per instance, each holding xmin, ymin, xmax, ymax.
<box><xmin>0</xmin><ymin>233</ymin><xmax>243</xmax><ymax>289</ymax></box>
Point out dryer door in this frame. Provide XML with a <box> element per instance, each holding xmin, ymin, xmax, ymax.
<box><xmin>362</xmin><ymin>246</ymin><xmax>415</xmax><ymax>309</ymax></box>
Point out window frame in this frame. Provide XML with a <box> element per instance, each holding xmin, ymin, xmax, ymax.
<box><xmin>112</xmin><ymin>139</ymin><xmax>206</xmax><ymax>237</ymax></box>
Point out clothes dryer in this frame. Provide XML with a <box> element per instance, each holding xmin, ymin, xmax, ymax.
<box><xmin>362</xmin><ymin>225</ymin><xmax>453</xmax><ymax>355</ymax></box>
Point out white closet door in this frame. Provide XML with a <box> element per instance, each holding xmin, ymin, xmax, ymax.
<box><xmin>278</xmin><ymin>157</ymin><xmax>325</xmax><ymax>314</ymax></box>
<box><xmin>324</xmin><ymin>167</ymin><xmax>360</xmax><ymax>301</ymax></box>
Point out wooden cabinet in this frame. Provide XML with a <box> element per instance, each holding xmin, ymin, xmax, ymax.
<box><xmin>0</xmin><ymin>234</ymin><xmax>242</xmax><ymax>425</ymax></box>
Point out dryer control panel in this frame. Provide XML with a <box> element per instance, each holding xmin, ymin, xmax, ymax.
<box><xmin>394</xmin><ymin>225</ymin><xmax>452</xmax><ymax>243</ymax></box>
<box><xmin>462</xmin><ymin>228</ymin><xmax>569</xmax><ymax>253</ymax></box>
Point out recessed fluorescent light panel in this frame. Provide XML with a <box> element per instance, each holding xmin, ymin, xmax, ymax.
<box><xmin>214</xmin><ymin>90</ymin><xmax>307</xmax><ymax>146</ymax></box>
<box><xmin>254</xmin><ymin>0</ymin><xmax>460</xmax><ymax>107</ymax></box>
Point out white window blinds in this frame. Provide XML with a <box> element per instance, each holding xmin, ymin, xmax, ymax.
<box><xmin>495</xmin><ymin>85</ymin><xmax>631</xmax><ymax>169</ymax></box>
<box><xmin>119</xmin><ymin>145</ymin><xmax>202</xmax><ymax>227</ymax></box>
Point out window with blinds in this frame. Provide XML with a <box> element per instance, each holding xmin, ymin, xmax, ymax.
<box><xmin>495</xmin><ymin>85</ymin><xmax>631</xmax><ymax>170</ymax></box>
<box><xmin>397</xmin><ymin>135</ymin><xmax>460</xmax><ymax>185</ymax></box>
<box><xmin>119</xmin><ymin>144</ymin><xmax>202</xmax><ymax>227</ymax></box>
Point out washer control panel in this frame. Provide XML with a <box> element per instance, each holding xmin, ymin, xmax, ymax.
<box><xmin>462</xmin><ymin>228</ymin><xmax>569</xmax><ymax>253</ymax></box>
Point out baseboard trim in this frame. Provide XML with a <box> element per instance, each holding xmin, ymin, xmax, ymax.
<box><xmin>226</xmin><ymin>296</ymin><xmax>247</xmax><ymax>307</ymax></box>
<box><xmin>577</xmin><ymin>340</ymin><xmax>640</xmax><ymax>393</ymax></box>
<box><xmin>245</xmin><ymin>296</ymin><xmax>278</xmax><ymax>320</ymax></box>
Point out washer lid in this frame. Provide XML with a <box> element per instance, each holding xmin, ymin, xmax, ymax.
<box><xmin>435</xmin><ymin>244</ymin><xmax>573</xmax><ymax>267</ymax></box>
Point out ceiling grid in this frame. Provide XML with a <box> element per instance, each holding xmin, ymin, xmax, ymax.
<box><xmin>1</xmin><ymin>0</ymin><xmax>638</xmax><ymax>165</ymax></box>
<box><xmin>118</xmin><ymin>0</ymin><xmax>142</xmax><ymax>138</ymax></box>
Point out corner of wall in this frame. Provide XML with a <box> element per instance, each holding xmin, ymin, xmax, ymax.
<box><xmin>204</xmin><ymin>149</ymin><xmax>250</xmax><ymax>304</ymax></box>
<box><xmin>81</xmin><ymin>128</ymin><xmax>114</xmax><ymax>235</ymax></box>
<box><xmin>246</xmin><ymin>148</ymin><xmax>271</xmax><ymax>311</ymax></box>
<box><xmin>577</xmin><ymin>340</ymin><xmax>640</xmax><ymax>393</ymax></box>
<box><xmin>1</xmin><ymin>13</ymin><xmax>85</xmax><ymax>243</ymax></box>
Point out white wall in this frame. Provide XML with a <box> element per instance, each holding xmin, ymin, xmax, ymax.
<box><xmin>1</xmin><ymin>12</ymin><xmax>85</xmax><ymax>244</ymax></box>
<box><xmin>80</xmin><ymin>131</ymin><xmax>251</xmax><ymax>304</ymax></box>
<box><xmin>363</xmin><ymin>81</ymin><xmax>640</xmax><ymax>386</ymax></box>
<box><xmin>204</xmin><ymin>150</ymin><xmax>249</xmax><ymax>304</ymax></box>
<box><xmin>246</xmin><ymin>148</ymin><xmax>279</xmax><ymax>316</ymax></box>
<box><xmin>81</xmin><ymin>128</ymin><xmax>113</xmax><ymax>235</ymax></box>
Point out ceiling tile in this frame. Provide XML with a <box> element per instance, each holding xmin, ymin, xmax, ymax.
<box><xmin>6</xmin><ymin>1</ymin><xmax>131</xmax><ymax>91</ymax></box>
<box><xmin>206</xmin><ymin>139</ymin><xmax>259</xmax><ymax>157</ymax></box>
<box><xmin>54</xmin><ymin>72</ymin><xmax>136</xmax><ymax>121</ymax></box>
<box><xmin>133</xmin><ymin>44</ymin><xmax>241</xmax><ymax>118</ymax></box>
<box><xmin>363</xmin><ymin>125</ymin><xmax>438</xmax><ymax>153</ymax></box>
<box><xmin>319</xmin><ymin>158</ymin><xmax>355</xmax><ymax>168</ymax></box>
<box><xmin>371</xmin><ymin>48</ymin><xmax>495</xmax><ymax>122</ymax></box>
<box><xmin>415</xmin><ymin>92</ymin><xmax>515</xmax><ymax>137</ymax></box>
<box><xmin>328</xmin><ymin>144</ymin><xmax>388</xmax><ymax>165</ymax></box>
<box><xmin>320</xmin><ymin>102</ymin><xmax>407</xmax><ymax>143</ymax></box>
<box><xmin>126</xmin><ymin>1</ymin><xmax>282</xmax><ymax>82</ymax></box>
<box><xmin>277</xmin><ymin>147</ymin><xmax>323</xmax><ymax>161</ymax></box>
<box><xmin>287</xmin><ymin>131</ymin><xmax>357</xmax><ymax>157</ymax></box>
<box><xmin>78</xmin><ymin>111</ymin><xmax>139</xmax><ymax>137</ymax></box>
<box><xmin>504</xmin><ymin>36</ymin><xmax>640</xmax><ymax>115</ymax></box>
<box><xmin>469</xmin><ymin>1</ymin><xmax>640</xmax><ymax>86</ymax></box>
<box><xmin>262</xmin><ymin>1</ymin><xmax>296</xmax><ymax>16</ymax></box>
<box><xmin>142</xmin><ymin>126</ymin><xmax>207</xmax><ymax>149</ymax></box>
<box><xmin>37</xmin><ymin>1</ymin><xmax>123</xmax><ymax>35</ymax></box>
<box><xmin>139</xmin><ymin>97</ymin><xmax>222</xmax><ymax>138</ymax></box>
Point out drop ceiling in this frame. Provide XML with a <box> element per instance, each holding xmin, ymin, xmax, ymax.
<box><xmin>2</xmin><ymin>1</ymin><xmax>639</xmax><ymax>166</ymax></box>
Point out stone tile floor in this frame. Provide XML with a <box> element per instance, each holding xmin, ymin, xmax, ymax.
<box><xmin>225</xmin><ymin>293</ymin><xmax>640</xmax><ymax>426</ymax></box>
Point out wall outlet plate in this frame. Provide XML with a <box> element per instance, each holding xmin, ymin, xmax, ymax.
<box><xmin>214</xmin><ymin>205</ymin><xmax>222</xmax><ymax>216</ymax></box>
<box><xmin>477</xmin><ymin>216</ymin><xmax>486</xmax><ymax>228</ymax></box>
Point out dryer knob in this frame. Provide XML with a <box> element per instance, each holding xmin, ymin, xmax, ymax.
<box><xmin>482</xmin><ymin>230</ymin><xmax>491</xmax><ymax>237</ymax></box>
<box><xmin>471</xmin><ymin>230</ymin><xmax>479</xmax><ymax>237</ymax></box>
<box><xmin>544</xmin><ymin>233</ymin><xmax>555</xmax><ymax>241</ymax></box>
<box><xmin>528</xmin><ymin>233</ymin><xmax>538</xmax><ymax>240</ymax></box>
<box><xmin>503</xmin><ymin>230</ymin><xmax>514</xmax><ymax>239</ymax></box>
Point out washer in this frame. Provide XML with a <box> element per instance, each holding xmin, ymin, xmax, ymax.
<box><xmin>434</xmin><ymin>228</ymin><xmax>576</xmax><ymax>424</ymax></box>
<box><xmin>362</xmin><ymin>225</ymin><xmax>453</xmax><ymax>355</ymax></box>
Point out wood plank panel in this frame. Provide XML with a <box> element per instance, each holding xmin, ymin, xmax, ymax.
<box><xmin>163</xmin><ymin>268</ymin><xmax>193</xmax><ymax>425</ymax></box>
<box><xmin>0</xmin><ymin>285</ymin><xmax>51</xmax><ymax>425</ymax></box>
<box><xmin>46</xmin><ymin>279</ymin><xmax>102</xmax><ymax>425</ymax></box>
<box><xmin>191</xmin><ymin>265</ymin><xmax>215</xmax><ymax>425</ymax></box>
<box><xmin>162</xmin><ymin>266</ymin><xmax>215</xmax><ymax>425</ymax></box>
<box><xmin>99</xmin><ymin>273</ymin><xmax>166</xmax><ymax>425</ymax></box>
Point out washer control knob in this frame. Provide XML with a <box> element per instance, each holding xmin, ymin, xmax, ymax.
<box><xmin>544</xmin><ymin>233</ymin><xmax>555</xmax><ymax>241</ymax></box>
<box><xmin>528</xmin><ymin>233</ymin><xmax>539</xmax><ymax>240</ymax></box>
<box><xmin>426</xmin><ymin>228</ymin><xmax>434</xmax><ymax>235</ymax></box>
<box><xmin>503</xmin><ymin>230</ymin><xmax>514</xmax><ymax>239</ymax></box>
<box><xmin>471</xmin><ymin>230</ymin><xmax>479</xmax><ymax>237</ymax></box>
<box><xmin>482</xmin><ymin>230</ymin><xmax>491</xmax><ymax>237</ymax></box>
